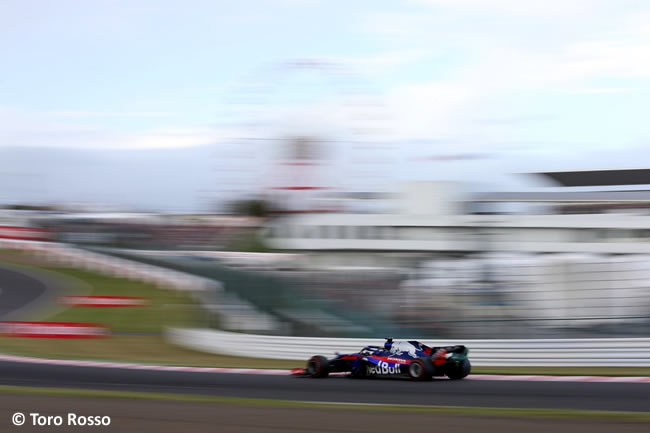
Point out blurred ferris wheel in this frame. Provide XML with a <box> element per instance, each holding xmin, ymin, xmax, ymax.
<box><xmin>213</xmin><ymin>58</ymin><xmax>395</xmax><ymax>213</ymax></box>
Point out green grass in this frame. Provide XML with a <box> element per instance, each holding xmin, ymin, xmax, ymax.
<box><xmin>0</xmin><ymin>251</ymin><xmax>236</xmax><ymax>366</ymax></box>
<box><xmin>0</xmin><ymin>335</ymin><xmax>302</xmax><ymax>368</ymax></box>
<box><xmin>22</xmin><ymin>267</ymin><xmax>197</xmax><ymax>333</ymax></box>
<box><xmin>1</xmin><ymin>385</ymin><xmax>649</xmax><ymax>421</ymax></box>
<box><xmin>0</xmin><ymin>251</ymin><xmax>299</xmax><ymax>368</ymax></box>
<box><xmin>0</xmin><ymin>250</ymin><xmax>198</xmax><ymax>333</ymax></box>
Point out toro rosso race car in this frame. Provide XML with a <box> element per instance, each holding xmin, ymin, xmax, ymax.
<box><xmin>297</xmin><ymin>339</ymin><xmax>470</xmax><ymax>381</ymax></box>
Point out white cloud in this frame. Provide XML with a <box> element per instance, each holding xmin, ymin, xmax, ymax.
<box><xmin>567</xmin><ymin>87</ymin><xmax>636</xmax><ymax>95</ymax></box>
<box><xmin>114</xmin><ymin>127</ymin><xmax>219</xmax><ymax>149</ymax></box>
<box><xmin>327</xmin><ymin>49</ymin><xmax>431</xmax><ymax>75</ymax></box>
<box><xmin>413</xmin><ymin>0</ymin><xmax>615</xmax><ymax>17</ymax></box>
<box><xmin>0</xmin><ymin>106</ymin><xmax>220</xmax><ymax>149</ymax></box>
<box><xmin>356</xmin><ymin>1</ymin><xmax>650</xmax><ymax>151</ymax></box>
<box><xmin>387</xmin><ymin>82</ymin><xmax>475</xmax><ymax>139</ymax></box>
<box><xmin>49</xmin><ymin>110</ymin><xmax>179</xmax><ymax>118</ymax></box>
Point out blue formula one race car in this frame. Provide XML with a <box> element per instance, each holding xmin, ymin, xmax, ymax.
<box><xmin>297</xmin><ymin>339</ymin><xmax>470</xmax><ymax>381</ymax></box>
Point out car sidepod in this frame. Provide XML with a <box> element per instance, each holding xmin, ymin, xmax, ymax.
<box><xmin>363</xmin><ymin>356</ymin><xmax>407</xmax><ymax>377</ymax></box>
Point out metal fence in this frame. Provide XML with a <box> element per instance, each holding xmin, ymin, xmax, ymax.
<box><xmin>167</xmin><ymin>328</ymin><xmax>650</xmax><ymax>367</ymax></box>
<box><xmin>97</xmin><ymin>249</ymin><xmax>650</xmax><ymax>339</ymax></box>
<box><xmin>398</xmin><ymin>254</ymin><xmax>650</xmax><ymax>338</ymax></box>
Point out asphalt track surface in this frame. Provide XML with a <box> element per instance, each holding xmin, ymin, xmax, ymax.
<box><xmin>1</xmin><ymin>360</ymin><xmax>649</xmax><ymax>412</ymax></box>
<box><xmin>0</xmin><ymin>265</ymin><xmax>53</xmax><ymax>320</ymax></box>
<box><xmin>3</xmin><ymin>395</ymin><xmax>647</xmax><ymax>433</ymax></box>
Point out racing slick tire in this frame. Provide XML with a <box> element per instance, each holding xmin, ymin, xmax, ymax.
<box><xmin>307</xmin><ymin>355</ymin><xmax>330</xmax><ymax>378</ymax></box>
<box><xmin>407</xmin><ymin>357</ymin><xmax>434</xmax><ymax>381</ymax></box>
<box><xmin>446</xmin><ymin>359</ymin><xmax>471</xmax><ymax>380</ymax></box>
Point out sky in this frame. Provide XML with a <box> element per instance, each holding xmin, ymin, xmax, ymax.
<box><xmin>2</xmin><ymin>0</ymin><xmax>650</xmax><ymax>210</ymax></box>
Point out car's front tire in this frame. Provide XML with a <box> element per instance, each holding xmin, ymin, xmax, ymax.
<box><xmin>307</xmin><ymin>355</ymin><xmax>330</xmax><ymax>378</ymax></box>
<box><xmin>407</xmin><ymin>357</ymin><xmax>434</xmax><ymax>381</ymax></box>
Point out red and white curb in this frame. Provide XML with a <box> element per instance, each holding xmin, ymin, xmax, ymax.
<box><xmin>1</xmin><ymin>354</ymin><xmax>649</xmax><ymax>383</ymax></box>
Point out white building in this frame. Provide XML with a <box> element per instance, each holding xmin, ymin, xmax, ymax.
<box><xmin>264</xmin><ymin>171</ymin><xmax>650</xmax><ymax>333</ymax></box>
<box><xmin>265</xmin><ymin>170</ymin><xmax>650</xmax><ymax>259</ymax></box>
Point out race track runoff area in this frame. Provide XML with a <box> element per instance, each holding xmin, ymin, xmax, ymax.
<box><xmin>1</xmin><ymin>392</ymin><xmax>649</xmax><ymax>433</ymax></box>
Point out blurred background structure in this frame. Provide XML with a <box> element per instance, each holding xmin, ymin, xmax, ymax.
<box><xmin>3</xmin><ymin>167</ymin><xmax>650</xmax><ymax>339</ymax></box>
<box><xmin>4</xmin><ymin>4</ymin><xmax>650</xmax><ymax>432</ymax></box>
<box><xmin>3</xmin><ymin>0</ymin><xmax>650</xmax><ymax>344</ymax></box>
<box><xmin>212</xmin><ymin>58</ymin><xmax>394</xmax><ymax>214</ymax></box>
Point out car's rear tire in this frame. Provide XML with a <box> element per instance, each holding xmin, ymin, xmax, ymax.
<box><xmin>407</xmin><ymin>357</ymin><xmax>434</xmax><ymax>381</ymax></box>
<box><xmin>307</xmin><ymin>355</ymin><xmax>330</xmax><ymax>378</ymax></box>
<box><xmin>446</xmin><ymin>359</ymin><xmax>471</xmax><ymax>380</ymax></box>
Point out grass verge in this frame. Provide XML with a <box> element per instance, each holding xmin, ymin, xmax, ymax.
<box><xmin>0</xmin><ymin>250</ymin><xmax>301</xmax><ymax>368</ymax></box>
<box><xmin>0</xmin><ymin>250</ymin><xmax>237</xmax><ymax>365</ymax></box>
<box><xmin>0</xmin><ymin>385</ymin><xmax>649</xmax><ymax>421</ymax></box>
<box><xmin>0</xmin><ymin>335</ymin><xmax>303</xmax><ymax>369</ymax></box>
